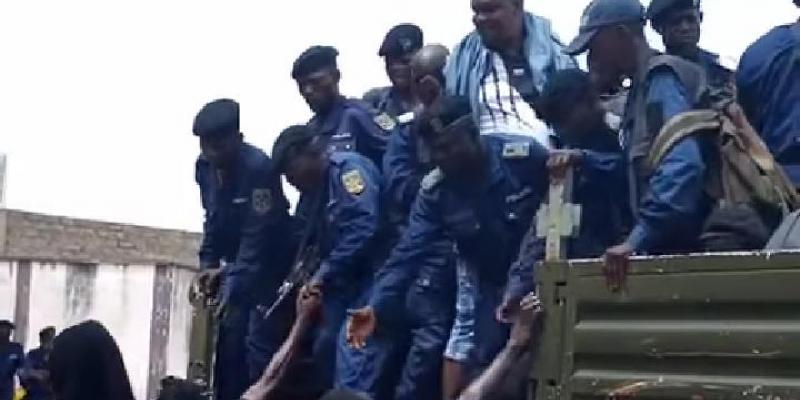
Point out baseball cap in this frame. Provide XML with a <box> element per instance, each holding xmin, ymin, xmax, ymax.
<box><xmin>564</xmin><ymin>0</ymin><xmax>646</xmax><ymax>56</ymax></box>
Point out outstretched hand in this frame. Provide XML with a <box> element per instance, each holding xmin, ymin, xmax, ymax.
<box><xmin>346</xmin><ymin>307</ymin><xmax>377</xmax><ymax>349</ymax></box>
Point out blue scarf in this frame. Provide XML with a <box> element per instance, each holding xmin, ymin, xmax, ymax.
<box><xmin>445</xmin><ymin>12</ymin><xmax>576</xmax><ymax>115</ymax></box>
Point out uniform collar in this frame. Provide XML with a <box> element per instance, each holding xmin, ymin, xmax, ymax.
<box><xmin>311</xmin><ymin>96</ymin><xmax>348</xmax><ymax>134</ymax></box>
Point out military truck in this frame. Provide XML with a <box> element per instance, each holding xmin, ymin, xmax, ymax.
<box><xmin>532</xmin><ymin>251</ymin><xmax>800</xmax><ymax>400</ymax></box>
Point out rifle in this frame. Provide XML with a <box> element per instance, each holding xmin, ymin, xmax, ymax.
<box><xmin>258</xmin><ymin>192</ymin><xmax>324</xmax><ymax>320</ymax></box>
<box><xmin>257</xmin><ymin>244</ymin><xmax>321</xmax><ymax>320</ymax></box>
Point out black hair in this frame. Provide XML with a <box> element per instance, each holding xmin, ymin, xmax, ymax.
<box><xmin>418</xmin><ymin>95</ymin><xmax>476</xmax><ymax>141</ymax></box>
<box><xmin>794</xmin><ymin>0</ymin><xmax>799</xmax><ymax>8</ymax></box>
<box><xmin>536</xmin><ymin>69</ymin><xmax>596</xmax><ymax>125</ymax></box>
<box><xmin>48</xmin><ymin>320</ymin><xmax>136</xmax><ymax>400</ymax></box>
<box><xmin>39</xmin><ymin>326</ymin><xmax>56</xmax><ymax>341</ymax></box>
<box><xmin>271</xmin><ymin>124</ymin><xmax>324</xmax><ymax>173</ymax></box>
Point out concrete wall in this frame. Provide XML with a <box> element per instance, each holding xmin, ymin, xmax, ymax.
<box><xmin>0</xmin><ymin>209</ymin><xmax>202</xmax><ymax>400</ymax></box>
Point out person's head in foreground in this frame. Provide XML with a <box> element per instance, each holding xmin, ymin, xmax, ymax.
<box><xmin>48</xmin><ymin>320</ymin><xmax>135</xmax><ymax>400</ymax></box>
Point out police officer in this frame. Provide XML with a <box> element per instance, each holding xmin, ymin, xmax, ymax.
<box><xmin>192</xmin><ymin>99</ymin><xmax>294</xmax><ymax>400</ymax></box>
<box><xmin>737</xmin><ymin>0</ymin><xmax>800</xmax><ymax>187</ymax></box>
<box><xmin>0</xmin><ymin>320</ymin><xmax>23</xmax><ymax>400</ymax></box>
<box><xmin>363</xmin><ymin>24</ymin><xmax>424</xmax><ymax>122</ymax></box>
<box><xmin>348</xmin><ymin>96</ymin><xmax>549</xmax><ymax>384</ymax></box>
<box><xmin>271</xmin><ymin>125</ymin><xmax>395</xmax><ymax>399</ymax></box>
<box><xmin>21</xmin><ymin>327</ymin><xmax>56</xmax><ymax>400</ymax></box>
<box><xmin>565</xmin><ymin>0</ymin><xmax>712</xmax><ymax>288</ymax></box>
<box><xmin>504</xmin><ymin>68</ymin><xmax>629</xmax><ymax>309</ymax></box>
<box><xmin>379</xmin><ymin>44</ymin><xmax>459</xmax><ymax>400</ymax></box>
<box><xmin>647</xmin><ymin>0</ymin><xmax>735</xmax><ymax>103</ymax></box>
<box><xmin>293</xmin><ymin>46</ymin><xmax>392</xmax><ymax>170</ymax></box>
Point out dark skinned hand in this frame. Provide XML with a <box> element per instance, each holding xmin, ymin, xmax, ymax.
<box><xmin>346</xmin><ymin>307</ymin><xmax>377</xmax><ymax>350</ymax></box>
<box><xmin>603</xmin><ymin>242</ymin><xmax>634</xmax><ymax>292</ymax></box>
<box><xmin>547</xmin><ymin>150</ymin><xmax>583</xmax><ymax>181</ymax></box>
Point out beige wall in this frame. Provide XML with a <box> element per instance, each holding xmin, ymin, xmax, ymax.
<box><xmin>0</xmin><ymin>209</ymin><xmax>201</xmax><ymax>400</ymax></box>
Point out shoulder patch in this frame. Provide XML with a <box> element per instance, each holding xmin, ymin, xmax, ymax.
<box><xmin>421</xmin><ymin>168</ymin><xmax>444</xmax><ymax>191</ymax></box>
<box><xmin>342</xmin><ymin>169</ymin><xmax>366</xmax><ymax>195</ymax></box>
<box><xmin>252</xmin><ymin>189</ymin><xmax>272</xmax><ymax>215</ymax></box>
<box><xmin>502</xmin><ymin>142</ymin><xmax>531</xmax><ymax>159</ymax></box>
<box><xmin>374</xmin><ymin>113</ymin><xmax>396</xmax><ymax>132</ymax></box>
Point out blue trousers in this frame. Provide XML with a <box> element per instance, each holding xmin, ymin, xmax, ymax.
<box><xmin>214</xmin><ymin>273</ymin><xmax>289</xmax><ymax>400</ymax></box>
<box><xmin>393</xmin><ymin>278</ymin><xmax>455</xmax><ymax>400</ymax></box>
<box><xmin>310</xmin><ymin>280</ymin><xmax>397</xmax><ymax>399</ymax></box>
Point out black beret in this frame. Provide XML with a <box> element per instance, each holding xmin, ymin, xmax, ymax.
<box><xmin>0</xmin><ymin>320</ymin><xmax>15</xmax><ymax>329</ymax></box>
<box><xmin>379</xmin><ymin>24</ymin><xmax>424</xmax><ymax>58</ymax></box>
<box><xmin>647</xmin><ymin>0</ymin><xmax>700</xmax><ymax>21</ymax></box>
<box><xmin>192</xmin><ymin>99</ymin><xmax>239</xmax><ymax>138</ymax></box>
<box><xmin>292</xmin><ymin>46</ymin><xmax>339</xmax><ymax>80</ymax></box>
<box><xmin>271</xmin><ymin>124</ymin><xmax>318</xmax><ymax>172</ymax></box>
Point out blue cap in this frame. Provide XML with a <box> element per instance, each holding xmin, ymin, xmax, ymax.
<box><xmin>192</xmin><ymin>99</ymin><xmax>239</xmax><ymax>138</ymax></box>
<box><xmin>379</xmin><ymin>24</ymin><xmax>423</xmax><ymax>58</ymax></box>
<box><xmin>564</xmin><ymin>0</ymin><xmax>646</xmax><ymax>56</ymax></box>
<box><xmin>647</xmin><ymin>0</ymin><xmax>700</xmax><ymax>22</ymax></box>
<box><xmin>292</xmin><ymin>46</ymin><xmax>339</xmax><ymax>80</ymax></box>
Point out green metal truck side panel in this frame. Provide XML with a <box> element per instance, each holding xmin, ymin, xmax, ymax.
<box><xmin>535</xmin><ymin>252</ymin><xmax>800</xmax><ymax>400</ymax></box>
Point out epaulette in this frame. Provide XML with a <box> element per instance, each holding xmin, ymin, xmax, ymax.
<box><xmin>502</xmin><ymin>142</ymin><xmax>531</xmax><ymax>159</ymax></box>
<box><xmin>421</xmin><ymin>168</ymin><xmax>444</xmax><ymax>191</ymax></box>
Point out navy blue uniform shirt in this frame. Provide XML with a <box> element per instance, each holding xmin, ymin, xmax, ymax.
<box><xmin>737</xmin><ymin>22</ymin><xmax>800</xmax><ymax>185</ymax></box>
<box><xmin>506</xmin><ymin>127</ymin><xmax>629</xmax><ymax>300</ymax></box>
<box><xmin>21</xmin><ymin>347</ymin><xmax>52</xmax><ymax>400</ymax></box>
<box><xmin>623</xmin><ymin>67</ymin><xmax>711</xmax><ymax>254</ymax></box>
<box><xmin>295</xmin><ymin>152</ymin><xmax>388</xmax><ymax>287</ymax></box>
<box><xmin>0</xmin><ymin>342</ymin><xmax>23</xmax><ymax>400</ymax></box>
<box><xmin>370</xmin><ymin>135</ymin><xmax>549</xmax><ymax>320</ymax></box>
<box><xmin>363</xmin><ymin>87</ymin><xmax>414</xmax><ymax>121</ymax></box>
<box><xmin>308</xmin><ymin>96</ymin><xmax>393</xmax><ymax>171</ymax></box>
<box><xmin>195</xmin><ymin>142</ymin><xmax>293</xmax><ymax>292</ymax></box>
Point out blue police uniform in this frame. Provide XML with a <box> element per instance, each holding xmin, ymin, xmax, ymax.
<box><xmin>195</xmin><ymin>142</ymin><xmax>294</xmax><ymax>400</ymax></box>
<box><xmin>382</xmin><ymin>114</ymin><xmax>457</xmax><ymax>400</ymax></box>
<box><xmin>506</xmin><ymin>128</ymin><xmax>629</xmax><ymax>300</ymax></box>
<box><xmin>308</xmin><ymin>96</ymin><xmax>393</xmax><ymax>172</ymax></box>
<box><xmin>372</xmin><ymin>134</ymin><xmax>549</xmax><ymax>374</ymax></box>
<box><xmin>0</xmin><ymin>342</ymin><xmax>23</xmax><ymax>400</ymax></box>
<box><xmin>20</xmin><ymin>347</ymin><xmax>52</xmax><ymax>400</ymax></box>
<box><xmin>737</xmin><ymin>21</ymin><xmax>800</xmax><ymax>186</ymax></box>
<box><xmin>623</xmin><ymin>67</ymin><xmax>712</xmax><ymax>254</ymax></box>
<box><xmin>363</xmin><ymin>87</ymin><xmax>413</xmax><ymax>122</ymax></box>
<box><xmin>294</xmin><ymin>152</ymin><xmax>394</xmax><ymax>399</ymax></box>
<box><xmin>693</xmin><ymin>49</ymin><xmax>735</xmax><ymax>103</ymax></box>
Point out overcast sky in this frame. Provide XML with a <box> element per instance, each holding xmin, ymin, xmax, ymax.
<box><xmin>1</xmin><ymin>0</ymin><xmax>798</xmax><ymax>232</ymax></box>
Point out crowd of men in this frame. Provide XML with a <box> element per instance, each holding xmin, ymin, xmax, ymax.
<box><xmin>191</xmin><ymin>0</ymin><xmax>800</xmax><ymax>399</ymax></box>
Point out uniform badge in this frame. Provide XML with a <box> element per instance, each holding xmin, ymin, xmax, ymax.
<box><xmin>252</xmin><ymin>189</ymin><xmax>272</xmax><ymax>215</ymax></box>
<box><xmin>342</xmin><ymin>170</ymin><xmax>366</xmax><ymax>195</ymax></box>
<box><xmin>502</xmin><ymin>142</ymin><xmax>531</xmax><ymax>159</ymax></box>
<box><xmin>374</xmin><ymin>113</ymin><xmax>396</xmax><ymax>132</ymax></box>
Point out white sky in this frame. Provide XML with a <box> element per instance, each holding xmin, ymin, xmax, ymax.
<box><xmin>1</xmin><ymin>0</ymin><xmax>798</xmax><ymax>232</ymax></box>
